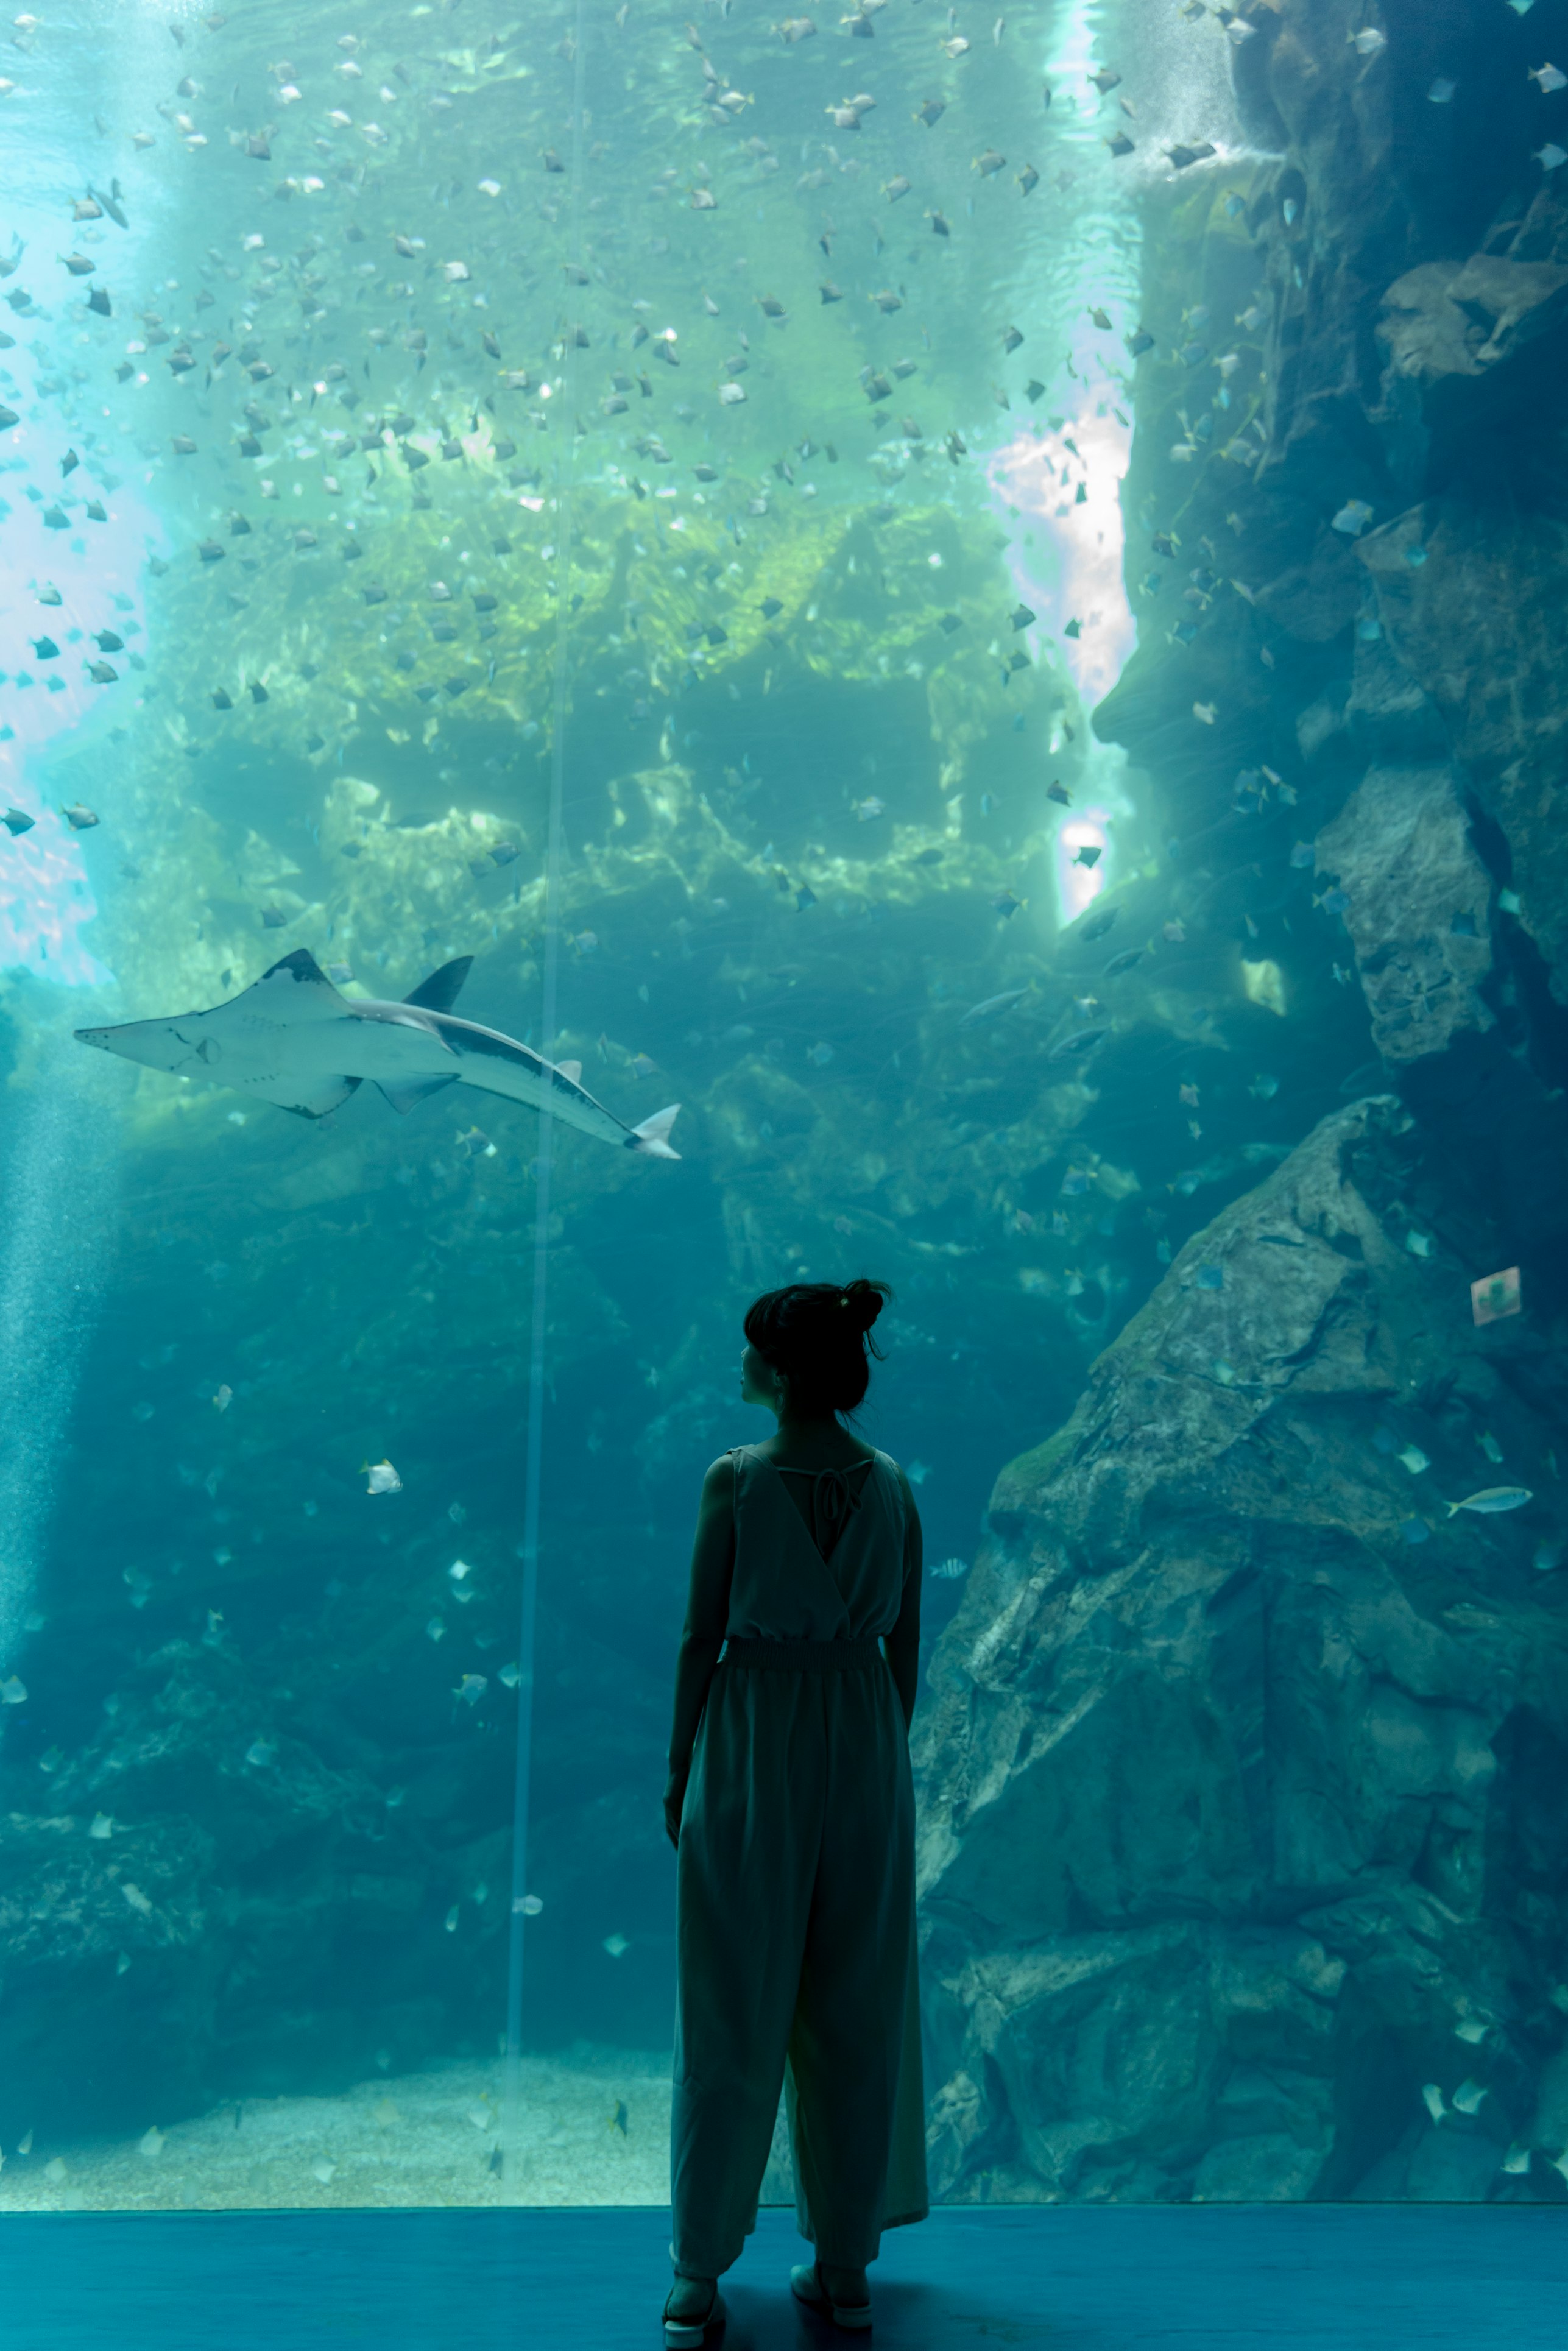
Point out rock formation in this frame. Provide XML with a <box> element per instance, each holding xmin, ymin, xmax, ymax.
<box><xmin>1095</xmin><ymin>0</ymin><xmax>1568</xmax><ymax>1306</ymax></box>
<box><xmin>1313</xmin><ymin>763</ymin><xmax>1492</xmax><ymax>1062</ymax></box>
<box><xmin>916</xmin><ymin>0</ymin><xmax>1568</xmax><ymax>2205</ymax></box>
<box><xmin>916</xmin><ymin>1099</ymin><xmax>1568</xmax><ymax>2202</ymax></box>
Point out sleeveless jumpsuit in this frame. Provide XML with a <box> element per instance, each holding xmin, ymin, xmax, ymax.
<box><xmin>669</xmin><ymin>1444</ymin><xmax>928</xmax><ymax>2277</ymax></box>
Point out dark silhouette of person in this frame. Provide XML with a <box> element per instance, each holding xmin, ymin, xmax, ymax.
<box><xmin>661</xmin><ymin>1279</ymin><xmax>927</xmax><ymax>2344</ymax></box>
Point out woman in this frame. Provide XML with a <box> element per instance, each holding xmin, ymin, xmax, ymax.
<box><xmin>662</xmin><ymin>1278</ymin><xmax>927</xmax><ymax>2346</ymax></box>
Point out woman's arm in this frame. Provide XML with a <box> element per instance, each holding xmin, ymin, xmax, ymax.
<box><xmin>663</xmin><ymin>1454</ymin><xmax>736</xmax><ymax>1847</ymax></box>
<box><xmin>883</xmin><ymin>1468</ymin><xmax>923</xmax><ymax>1734</ymax></box>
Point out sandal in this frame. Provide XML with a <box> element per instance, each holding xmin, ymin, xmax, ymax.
<box><xmin>791</xmin><ymin>2263</ymin><xmax>873</xmax><ymax>2331</ymax></box>
<box><xmin>663</xmin><ymin>2282</ymin><xmax>727</xmax><ymax>2348</ymax></box>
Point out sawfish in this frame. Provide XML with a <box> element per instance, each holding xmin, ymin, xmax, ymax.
<box><xmin>74</xmin><ymin>948</ymin><xmax>682</xmax><ymax>1159</ymax></box>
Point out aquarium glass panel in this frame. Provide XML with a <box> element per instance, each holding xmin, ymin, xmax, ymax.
<box><xmin>3</xmin><ymin>0</ymin><xmax>1560</xmax><ymax>2223</ymax></box>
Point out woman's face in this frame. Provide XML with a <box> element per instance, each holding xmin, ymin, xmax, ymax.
<box><xmin>741</xmin><ymin>1342</ymin><xmax>785</xmax><ymax>1413</ymax></box>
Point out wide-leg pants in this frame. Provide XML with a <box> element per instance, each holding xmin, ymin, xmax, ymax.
<box><xmin>669</xmin><ymin>1652</ymin><xmax>926</xmax><ymax>2277</ymax></box>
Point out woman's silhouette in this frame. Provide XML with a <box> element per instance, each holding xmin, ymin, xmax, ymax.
<box><xmin>661</xmin><ymin>1279</ymin><xmax>927</xmax><ymax>2344</ymax></box>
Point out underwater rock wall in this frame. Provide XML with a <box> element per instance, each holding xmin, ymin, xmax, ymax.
<box><xmin>916</xmin><ymin>1098</ymin><xmax>1568</xmax><ymax>2202</ymax></box>
<box><xmin>1095</xmin><ymin>0</ymin><xmax>1568</xmax><ymax>1297</ymax></box>
<box><xmin>916</xmin><ymin>1</ymin><xmax>1568</xmax><ymax>2203</ymax></box>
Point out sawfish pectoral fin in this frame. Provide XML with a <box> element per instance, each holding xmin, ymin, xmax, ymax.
<box><xmin>248</xmin><ymin>949</ymin><xmax>354</xmax><ymax>1016</ymax></box>
<box><xmin>629</xmin><ymin>1103</ymin><xmax>681</xmax><ymax>1160</ymax></box>
<box><xmin>376</xmin><ymin>1073</ymin><xmax>460</xmax><ymax>1115</ymax></box>
<box><xmin>277</xmin><ymin>1075</ymin><xmax>364</xmax><ymax>1119</ymax></box>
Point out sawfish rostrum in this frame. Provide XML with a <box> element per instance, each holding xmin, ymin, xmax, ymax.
<box><xmin>75</xmin><ymin>950</ymin><xmax>682</xmax><ymax>1159</ymax></box>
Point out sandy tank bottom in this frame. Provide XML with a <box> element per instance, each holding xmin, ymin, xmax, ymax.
<box><xmin>0</xmin><ymin>2045</ymin><xmax>795</xmax><ymax>2213</ymax></box>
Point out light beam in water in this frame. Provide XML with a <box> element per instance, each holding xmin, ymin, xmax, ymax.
<box><xmin>0</xmin><ymin>1050</ymin><xmax>116</xmax><ymax>1697</ymax></box>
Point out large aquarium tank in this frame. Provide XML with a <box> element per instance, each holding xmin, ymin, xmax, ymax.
<box><xmin>2</xmin><ymin>0</ymin><xmax>1567</xmax><ymax>2218</ymax></box>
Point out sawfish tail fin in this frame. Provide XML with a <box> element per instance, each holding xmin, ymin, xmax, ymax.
<box><xmin>404</xmin><ymin>956</ymin><xmax>473</xmax><ymax>1014</ymax></box>
<box><xmin>629</xmin><ymin>1103</ymin><xmax>681</xmax><ymax>1160</ymax></box>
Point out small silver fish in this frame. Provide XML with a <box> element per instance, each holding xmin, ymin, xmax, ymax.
<box><xmin>1445</xmin><ymin>1487</ymin><xmax>1531</xmax><ymax>1518</ymax></box>
<box><xmin>959</xmin><ymin>988</ymin><xmax>1029</xmax><ymax>1027</ymax></box>
<box><xmin>930</xmin><ymin>1556</ymin><xmax>969</xmax><ymax>1580</ymax></box>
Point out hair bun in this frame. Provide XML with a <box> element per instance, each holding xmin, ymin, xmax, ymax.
<box><xmin>841</xmin><ymin>1279</ymin><xmax>885</xmax><ymax>1334</ymax></box>
<box><xmin>744</xmin><ymin>1278</ymin><xmax>891</xmax><ymax>1418</ymax></box>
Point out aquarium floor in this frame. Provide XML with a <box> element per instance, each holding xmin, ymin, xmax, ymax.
<box><xmin>2</xmin><ymin>2201</ymin><xmax>1561</xmax><ymax>2351</ymax></box>
<box><xmin>0</xmin><ymin>2050</ymin><xmax>678</xmax><ymax>2212</ymax></box>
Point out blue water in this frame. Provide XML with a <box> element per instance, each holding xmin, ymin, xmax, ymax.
<box><xmin>1</xmin><ymin>0</ymin><xmax>1487</xmax><ymax>2222</ymax></box>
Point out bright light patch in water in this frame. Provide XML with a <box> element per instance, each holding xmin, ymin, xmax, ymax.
<box><xmin>0</xmin><ymin>802</ymin><xmax>111</xmax><ymax>985</ymax></box>
<box><xmin>989</xmin><ymin>413</ymin><xmax>1136</xmax><ymax>706</ymax></box>
<box><xmin>981</xmin><ymin>0</ymin><xmax>1250</xmax><ymax>934</ymax></box>
<box><xmin>991</xmin><ymin>411</ymin><xmax>1139</xmax><ymax>928</ymax></box>
<box><xmin>1057</xmin><ymin>817</ymin><xmax>1110</xmax><ymax>924</ymax></box>
<box><xmin>0</xmin><ymin>384</ymin><xmax>155</xmax><ymax>989</ymax></box>
<box><xmin>0</xmin><ymin>533</ymin><xmax>115</xmax><ymax>985</ymax></box>
<box><xmin>0</xmin><ymin>144</ymin><xmax>178</xmax><ymax>992</ymax></box>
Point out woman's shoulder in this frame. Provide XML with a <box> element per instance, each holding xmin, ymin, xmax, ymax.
<box><xmin>698</xmin><ymin>1449</ymin><xmax>744</xmax><ymax>1499</ymax></box>
<box><xmin>871</xmin><ymin>1449</ymin><xmax>916</xmax><ymax>1498</ymax></box>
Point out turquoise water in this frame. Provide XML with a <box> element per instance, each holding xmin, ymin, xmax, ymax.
<box><xmin>0</xmin><ymin>0</ymin><xmax>1302</xmax><ymax>2204</ymax></box>
<box><xmin>6</xmin><ymin>0</ymin><xmax>1556</xmax><ymax>2217</ymax></box>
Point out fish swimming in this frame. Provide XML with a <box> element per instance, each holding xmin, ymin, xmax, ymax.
<box><xmin>960</xmin><ymin>986</ymin><xmax>1032</xmax><ymax>1027</ymax></box>
<box><xmin>87</xmin><ymin>180</ymin><xmax>130</xmax><ymax>229</ymax></box>
<box><xmin>1444</xmin><ymin>1487</ymin><xmax>1531</xmax><ymax>1518</ymax></box>
<box><xmin>75</xmin><ymin>949</ymin><xmax>682</xmax><ymax>1159</ymax></box>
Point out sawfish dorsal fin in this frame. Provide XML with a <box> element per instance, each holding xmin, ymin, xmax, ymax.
<box><xmin>403</xmin><ymin>956</ymin><xmax>474</xmax><ymax>1014</ymax></box>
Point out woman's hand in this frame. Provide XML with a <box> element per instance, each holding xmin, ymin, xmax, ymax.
<box><xmin>663</xmin><ymin>1767</ymin><xmax>688</xmax><ymax>1850</ymax></box>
